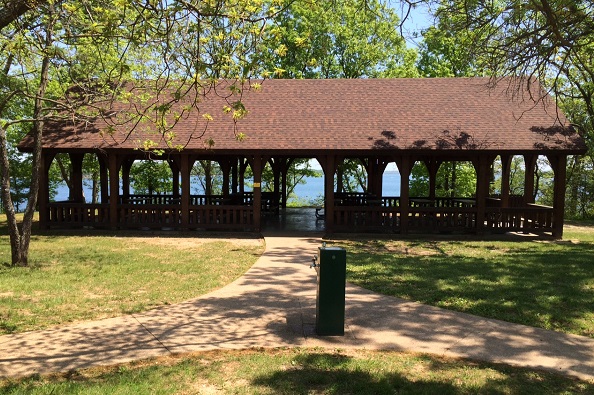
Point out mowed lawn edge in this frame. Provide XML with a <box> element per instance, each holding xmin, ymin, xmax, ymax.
<box><xmin>0</xmin><ymin>217</ymin><xmax>264</xmax><ymax>335</ymax></box>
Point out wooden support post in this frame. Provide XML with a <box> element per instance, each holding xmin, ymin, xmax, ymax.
<box><xmin>425</xmin><ymin>159</ymin><xmax>441</xmax><ymax>200</ymax></box>
<box><xmin>168</xmin><ymin>159</ymin><xmax>180</xmax><ymax>198</ymax></box>
<box><xmin>368</xmin><ymin>157</ymin><xmax>388</xmax><ymax>197</ymax></box>
<box><xmin>69</xmin><ymin>153</ymin><xmax>85</xmax><ymax>203</ymax></box>
<box><xmin>395</xmin><ymin>156</ymin><xmax>411</xmax><ymax>234</ymax></box>
<box><xmin>252</xmin><ymin>155</ymin><xmax>263</xmax><ymax>232</ymax></box>
<box><xmin>108</xmin><ymin>153</ymin><xmax>121</xmax><ymax>230</ymax></box>
<box><xmin>98</xmin><ymin>154</ymin><xmax>109</xmax><ymax>204</ymax></box>
<box><xmin>524</xmin><ymin>154</ymin><xmax>537</xmax><ymax>204</ymax></box>
<box><xmin>548</xmin><ymin>154</ymin><xmax>567</xmax><ymax>239</ymax></box>
<box><xmin>121</xmin><ymin>158</ymin><xmax>134</xmax><ymax>199</ymax></box>
<box><xmin>219</xmin><ymin>158</ymin><xmax>231</xmax><ymax>198</ymax></box>
<box><xmin>239</xmin><ymin>158</ymin><xmax>248</xmax><ymax>194</ymax></box>
<box><xmin>269</xmin><ymin>158</ymin><xmax>281</xmax><ymax>211</ymax></box>
<box><xmin>181</xmin><ymin>154</ymin><xmax>191</xmax><ymax>230</ymax></box>
<box><xmin>281</xmin><ymin>158</ymin><xmax>294</xmax><ymax>209</ymax></box>
<box><xmin>500</xmin><ymin>155</ymin><xmax>512</xmax><ymax>207</ymax></box>
<box><xmin>320</xmin><ymin>155</ymin><xmax>337</xmax><ymax>233</ymax></box>
<box><xmin>231</xmin><ymin>159</ymin><xmax>238</xmax><ymax>194</ymax></box>
<box><xmin>474</xmin><ymin>156</ymin><xmax>490</xmax><ymax>234</ymax></box>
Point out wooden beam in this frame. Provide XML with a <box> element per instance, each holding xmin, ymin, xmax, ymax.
<box><xmin>394</xmin><ymin>156</ymin><xmax>411</xmax><ymax>234</ymax></box>
<box><xmin>500</xmin><ymin>154</ymin><xmax>512</xmax><ymax>207</ymax></box>
<box><xmin>524</xmin><ymin>154</ymin><xmax>537</xmax><ymax>204</ymax></box>
<box><xmin>319</xmin><ymin>155</ymin><xmax>339</xmax><ymax>233</ymax></box>
<box><xmin>548</xmin><ymin>154</ymin><xmax>567</xmax><ymax>239</ymax></box>
<box><xmin>180</xmin><ymin>154</ymin><xmax>191</xmax><ymax>230</ymax></box>
<box><xmin>108</xmin><ymin>153</ymin><xmax>121</xmax><ymax>230</ymax></box>
<box><xmin>474</xmin><ymin>156</ymin><xmax>491</xmax><ymax>234</ymax></box>
<box><xmin>69</xmin><ymin>153</ymin><xmax>85</xmax><ymax>203</ymax></box>
<box><xmin>251</xmin><ymin>155</ymin><xmax>263</xmax><ymax>232</ymax></box>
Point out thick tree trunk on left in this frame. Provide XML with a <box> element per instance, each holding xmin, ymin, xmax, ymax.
<box><xmin>0</xmin><ymin>10</ymin><xmax>53</xmax><ymax>266</ymax></box>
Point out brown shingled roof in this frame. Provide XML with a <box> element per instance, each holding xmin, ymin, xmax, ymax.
<box><xmin>18</xmin><ymin>77</ymin><xmax>587</xmax><ymax>155</ymax></box>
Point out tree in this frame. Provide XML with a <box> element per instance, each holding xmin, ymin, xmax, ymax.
<box><xmin>262</xmin><ymin>0</ymin><xmax>418</xmax><ymax>78</ymax></box>
<box><xmin>129</xmin><ymin>160</ymin><xmax>173</xmax><ymax>195</ymax></box>
<box><xmin>432</xmin><ymin>0</ymin><xmax>594</xmax><ymax>216</ymax></box>
<box><xmin>0</xmin><ymin>0</ymin><xmax>285</xmax><ymax>266</ymax></box>
<box><xmin>409</xmin><ymin>161</ymin><xmax>476</xmax><ymax>197</ymax></box>
<box><xmin>192</xmin><ymin>161</ymin><xmax>223</xmax><ymax>195</ymax></box>
<box><xmin>417</xmin><ymin>22</ymin><xmax>485</xmax><ymax>77</ymax></box>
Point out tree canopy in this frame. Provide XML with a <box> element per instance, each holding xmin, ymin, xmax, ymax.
<box><xmin>0</xmin><ymin>0</ymin><xmax>287</xmax><ymax>265</ymax></box>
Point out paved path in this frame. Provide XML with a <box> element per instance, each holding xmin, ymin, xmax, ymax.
<box><xmin>1</xmin><ymin>234</ymin><xmax>594</xmax><ymax>381</ymax></box>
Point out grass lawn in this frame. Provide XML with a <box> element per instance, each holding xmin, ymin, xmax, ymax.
<box><xmin>329</xmin><ymin>222</ymin><xmax>594</xmax><ymax>339</ymax></box>
<box><xmin>0</xmin><ymin>214</ymin><xmax>264</xmax><ymax>335</ymax></box>
<box><xmin>1</xmin><ymin>348</ymin><xmax>592</xmax><ymax>394</ymax></box>
<box><xmin>2</xmin><ymin>216</ymin><xmax>594</xmax><ymax>392</ymax></box>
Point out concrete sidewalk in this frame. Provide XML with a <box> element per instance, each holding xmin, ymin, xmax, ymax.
<box><xmin>1</xmin><ymin>233</ymin><xmax>594</xmax><ymax>381</ymax></box>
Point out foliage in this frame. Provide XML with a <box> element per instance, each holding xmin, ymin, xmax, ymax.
<box><xmin>192</xmin><ymin>160</ymin><xmax>223</xmax><ymax>195</ymax></box>
<box><xmin>0</xmin><ymin>0</ymin><xmax>285</xmax><ymax>265</ymax></box>
<box><xmin>337</xmin><ymin>159</ymin><xmax>368</xmax><ymax>193</ymax></box>
<box><xmin>262</xmin><ymin>0</ymin><xmax>418</xmax><ymax>79</ymax></box>
<box><xmin>409</xmin><ymin>160</ymin><xmax>476</xmax><ymax>197</ymax></box>
<box><xmin>417</xmin><ymin>1</ymin><xmax>594</xmax><ymax>215</ymax></box>
<box><xmin>417</xmin><ymin>17</ymin><xmax>486</xmax><ymax>77</ymax></box>
<box><xmin>129</xmin><ymin>160</ymin><xmax>173</xmax><ymax>195</ymax></box>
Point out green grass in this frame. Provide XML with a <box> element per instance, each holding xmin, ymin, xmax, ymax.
<box><xmin>0</xmin><ymin>215</ymin><xmax>264</xmax><ymax>334</ymax></box>
<box><xmin>2</xmin><ymin>348</ymin><xmax>592</xmax><ymax>394</ymax></box>
<box><xmin>329</xmin><ymin>223</ymin><xmax>594</xmax><ymax>338</ymax></box>
<box><xmin>2</xmin><ymin>217</ymin><xmax>594</xmax><ymax>392</ymax></box>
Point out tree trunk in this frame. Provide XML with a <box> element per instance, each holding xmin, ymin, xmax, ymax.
<box><xmin>0</xmin><ymin>124</ymin><xmax>25</xmax><ymax>265</ymax></box>
<box><xmin>451</xmin><ymin>162</ymin><xmax>457</xmax><ymax>198</ymax></box>
<box><xmin>55</xmin><ymin>156</ymin><xmax>72</xmax><ymax>198</ymax></box>
<box><xmin>1</xmin><ymin>9</ymin><xmax>54</xmax><ymax>266</ymax></box>
<box><xmin>203</xmin><ymin>161</ymin><xmax>212</xmax><ymax>195</ymax></box>
<box><xmin>92</xmin><ymin>170</ymin><xmax>99</xmax><ymax>204</ymax></box>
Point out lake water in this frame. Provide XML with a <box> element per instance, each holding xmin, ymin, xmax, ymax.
<box><xmin>54</xmin><ymin>171</ymin><xmax>402</xmax><ymax>204</ymax></box>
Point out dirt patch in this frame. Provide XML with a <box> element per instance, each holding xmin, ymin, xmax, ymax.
<box><xmin>122</xmin><ymin>237</ymin><xmax>263</xmax><ymax>250</ymax></box>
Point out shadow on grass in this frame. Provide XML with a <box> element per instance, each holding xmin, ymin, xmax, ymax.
<box><xmin>251</xmin><ymin>352</ymin><xmax>592</xmax><ymax>395</ymax></box>
<box><xmin>344</xmin><ymin>237</ymin><xmax>594</xmax><ymax>337</ymax></box>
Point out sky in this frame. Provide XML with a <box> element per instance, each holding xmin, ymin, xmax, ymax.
<box><xmin>391</xmin><ymin>0</ymin><xmax>435</xmax><ymax>48</ymax></box>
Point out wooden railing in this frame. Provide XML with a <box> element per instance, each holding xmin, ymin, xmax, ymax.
<box><xmin>188</xmin><ymin>205</ymin><xmax>254</xmax><ymax>230</ymax></box>
<box><xmin>44</xmin><ymin>196</ymin><xmax>554</xmax><ymax>235</ymax></box>
<box><xmin>333</xmin><ymin>197</ymin><xmax>554</xmax><ymax>234</ymax></box>
<box><xmin>122</xmin><ymin>195</ymin><xmax>180</xmax><ymax>205</ymax></box>
<box><xmin>46</xmin><ymin>201</ymin><xmax>254</xmax><ymax>230</ymax></box>
<box><xmin>485</xmin><ymin>204</ymin><xmax>554</xmax><ymax>233</ymax></box>
<box><xmin>334</xmin><ymin>206</ymin><xmax>400</xmax><ymax>231</ymax></box>
<box><xmin>118</xmin><ymin>204</ymin><xmax>181</xmax><ymax>229</ymax></box>
<box><xmin>47</xmin><ymin>203</ymin><xmax>110</xmax><ymax>228</ymax></box>
<box><xmin>408</xmin><ymin>206</ymin><xmax>477</xmax><ymax>231</ymax></box>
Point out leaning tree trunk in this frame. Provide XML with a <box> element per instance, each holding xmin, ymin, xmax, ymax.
<box><xmin>0</xmin><ymin>123</ymin><xmax>26</xmax><ymax>265</ymax></box>
<box><xmin>0</xmin><ymin>12</ymin><xmax>53</xmax><ymax>266</ymax></box>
